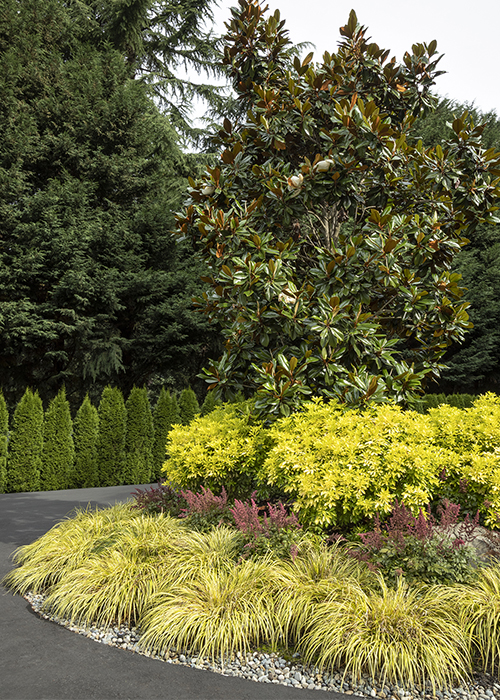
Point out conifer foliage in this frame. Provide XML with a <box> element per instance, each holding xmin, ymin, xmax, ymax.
<box><xmin>178</xmin><ymin>388</ymin><xmax>200</xmax><ymax>425</ymax></box>
<box><xmin>97</xmin><ymin>387</ymin><xmax>127</xmax><ymax>487</ymax></box>
<box><xmin>0</xmin><ymin>392</ymin><xmax>8</xmax><ymax>493</ymax></box>
<box><xmin>6</xmin><ymin>388</ymin><xmax>43</xmax><ymax>493</ymax></box>
<box><xmin>71</xmin><ymin>395</ymin><xmax>99</xmax><ymax>489</ymax></box>
<box><xmin>41</xmin><ymin>388</ymin><xmax>74</xmax><ymax>491</ymax></box>
<box><xmin>0</xmin><ymin>0</ymin><xmax>216</xmax><ymax>408</ymax></box>
<box><xmin>125</xmin><ymin>387</ymin><xmax>154</xmax><ymax>485</ymax></box>
<box><xmin>152</xmin><ymin>388</ymin><xmax>180</xmax><ymax>481</ymax></box>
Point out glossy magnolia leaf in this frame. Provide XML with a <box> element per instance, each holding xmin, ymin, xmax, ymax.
<box><xmin>383</xmin><ymin>238</ymin><xmax>398</xmax><ymax>253</ymax></box>
<box><xmin>179</xmin><ymin>0</ymin><xmax>499</xmax><ymax>418</ymax></box>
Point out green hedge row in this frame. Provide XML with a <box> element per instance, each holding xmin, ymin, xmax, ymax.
<box><xmin>0</xmin><ymin>386</ymin><xmax>203</xmax><ymax>494</ymax></box>
<box><xmin>413</xmin><ymin>393</ymin><xmax>476</xmax><ymax>412</ymax></box>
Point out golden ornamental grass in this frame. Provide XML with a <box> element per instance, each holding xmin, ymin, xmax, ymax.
<box><xmin>299</xmin><ymin>576</ymin><xmax>471</xmax><ymax>692</ymax></box>
<box><xmin>163</xmin><ymin>525</ymin><xmax>244</xmax><ymax>583</ymax></box>
<box><xmin>452</xmin><ymin>562</ymin><xmax>500</xmax><ymax>679</ymax></box>
<box><xmin>3</xmin><ymin>503</ymin><xmax>136</xmax><ymax>594</ymax></box>
<box><xmin>271</xmin><ymin>541</ymin><xmax>373</xmax><ymax>646</ymax></box>
<box><xmin>41</xmin><ymin>549</ymin><xmax>173</xmax><ymax>627</ymax></box>
<box><xmin>139</xmin><ymin>557</ymin><xmax>281</xmax><ymax>661</ymax></box>
<box><xmin>4</xmin><ymin>502</ymin><xmax>500</xmax><ymax>690</ymax></box>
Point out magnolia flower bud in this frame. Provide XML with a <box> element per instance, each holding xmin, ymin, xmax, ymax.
<box><xmin>315</xmin><ymin>159</ymin><xmax>332</xmax><ymax>173</ymax></box>
<box><xmin>287</xmin><ymin>174</ymin><xmax>303</xmax><ymax>189</ymax></box>
<box><xmin>202</xmin><ymin>185</ymin><xmax>215</xmax><ymax>196</ymax></box>
<box><xmin>279</xmin><ymin>290</ymin><xmax>295</xmax><ymax>305</ymax></box>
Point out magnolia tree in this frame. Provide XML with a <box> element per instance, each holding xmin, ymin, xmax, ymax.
<box><xmin>176</xmin><ymin>0</ymin><xmax>500</xmax><ymax>418</ymax></box>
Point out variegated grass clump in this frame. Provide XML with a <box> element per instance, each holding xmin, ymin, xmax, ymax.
<box><xmin>4</xmin><ymin>504</ymin><xmax>192</xmax><ymax>626</ymax></box>
<box><xmin>271</xmin><ymin>541</ymin><xmax>376</xmax><ymax>647</ymax></box>
<box><xmin>2</xmin><ymin>502</ymin><xmax>498</xmax><ymax>690</ymax></box>
<box><xmin>299</xmin><ymin>576</ymin><xmax>471</xmax><ymax>692</ymax></box>
<box><xmin>450</xmin><ymin>562</ymin><xmax>500</xmax><ymax>679</ymax></box>
<box><xmin>140</xmin><ymin>556</ymin><xmax>281</xmax><ymax>660</ymax></box>
<box><xmin>4</xmin><ymin>503</ymin><xmax>137</xmax><ymax>594</ymax></box>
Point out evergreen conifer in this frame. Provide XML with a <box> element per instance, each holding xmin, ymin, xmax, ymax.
<box><xmin>70</xmin><ymin>395</ymin><xmax>99</xmax><ymax>488</ymax></box>
<box><xmin>0</xmin><ymin>391</ymin><xmax>8</xmax><ymax>493</ymax></box>
<box><xmin>96</xmin><ymin>387</ymin><xmax>126</xmax><ymax>487</ymax></box>
<box><xmin>6</xmin><ymin>388</ymin><xmax>43</xmax><ymax>493</ymax></box>
<box><xmin>152</xmin><ymin>388</ymin><xmax>181</xmax><ymax>480</ymax></box>
<box><xmin>125</xmin><ymin>387</ymin><xmax>153</xmax><ymax>485</ymax></box>
<box><xmin>178</xmin><ymin>388</ymin><xmax>200</xmax><ymax>426</ymax></box>
<box><xmin>41</xmin><ymin>387</ymin><xmax>74</xmax><ymax>491</ymax></box>
<box><xmin>200</xmin><ymin>391</ymin><xmax>220</xmax><ymax>416</ymax></box>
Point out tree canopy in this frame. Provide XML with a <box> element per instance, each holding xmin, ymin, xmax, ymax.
<box><xmin>0</xmin><ymin>0</ymin><xmax>218</xmax><ymax>408</ymax></box>
<box><xmin>81</xmin><ymin>0</ymin><xmax>226</xmax><ymax>143</ymax></box>
<box><xmin>176</xmin><ymin>1</ymin><xmax>500</xmax><ymax>418</ymax></box>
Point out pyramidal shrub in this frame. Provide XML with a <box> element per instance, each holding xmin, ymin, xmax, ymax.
<box><xmin>125</xmin><ymin>387</ymin><xmax>153</xmax><ymax>485</ymax></box>
<box><xmin>200</xmin><ymin>391</ymin><xmax>220</xmax><ymax>416</ymax></box>
<box><xmin>178</xmin><ymin>388</ymin><xmax>200</xmax><ymax>426</ymax></box>
<box><xmin>41</xmin><ymin>387</ymin><xmax>74</xmax><ymax>491</ymax></box>
<box><xmin>70</xmin><ymin>395</ymin><xmax>99</xmax><ymax>488</ymax></box>
<box><xmin>6</xmin><ymin>388</ymin><xmax>43</xmax><ymax>493</ymax></box>
<box><xmin>152</xmin><ymin>388</ymin><xmax>179</xmax><ymax>481</ymax></box>
<box><xmin>97</xmin><ymin>386</ymin><xmax>126</xmax><ymax>487</ymax></box>
<box><xmin>0</xmin><ymin>391</ymin><xmax>8</xmax><ymax>493</ymax></box>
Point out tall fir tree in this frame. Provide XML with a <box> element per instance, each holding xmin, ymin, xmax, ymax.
<box><xmin>0</xmin><ymin>0</ymin><xmax>218</xmax><ymax>410</ymax></box>
<box><xmin>96</xmin><ymin>387</ymin><xmax>126</xmax><ymax>487</ymax></box>
<box><xmin>152</xmin><ymin>388</ymin><xmax>180</xmax><ymax>480</ymax></box>
<box><xmin>6</xmin><ymin>388</ymin><xmax>43</xmax><ymax>493</ymax></box>
<box><xmin>84</xmin><ymin>0</ymin><xmax>225</xmax><ymax>144</ymax></box>
<box><xmin>124</xmin><ymin>387</ymin><xmax>153</xmax><ymax>485</ymax></box>
<box><xmin>41</xmin><ymin>387</ymin><xmax>75</xmax><ymax>491</ymax></box>
<box><xmin>70</xmin><ymin>395</ymin><xmax>99</xmax><ymax>488</ymax></box>
<box><xmin>0</xmin><ymin>391</ymin><xmax>8</xmax><ymax>493</ymax></box>
<box><xmin>178</xmin><ymin>388</ymin><xmax>200</xmax><ymax>425</ymax></box>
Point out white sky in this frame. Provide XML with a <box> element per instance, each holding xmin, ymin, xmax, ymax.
<box><xmin>208</xmin><ymin>0</ymin><xmax>500</xmax><ymax>117</ymax></box>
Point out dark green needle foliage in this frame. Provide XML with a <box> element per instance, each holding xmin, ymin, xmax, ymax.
<box><xmin>125</xmin><ymin>387</ymin><xmax>154</xmax><ymax>485</ymax></box>
<box><xmin>70</xmin><ymin>395</ymin><xmax>99</xmax><ymax>489</ymax></box>
<box><xmin>0</xmin><ymin>391</ymin><xmax>8</xmax><ymax>493</ymax></box>
<box><xmin>6</xmin><ymin>388</ymin><xmax>43</xmax><ymax>493</ymax></box>
<box><xmin>178</xmin><ymin>388</ymin><xmax>200</xmax><ymax>425</ymax></box>
<box><xmin>200</xmin><ymin>390</ymin><xmax>221</xmax><ymax>416</ymax></box>
<box><xmin>0</xmin><ymin>0</ymin><xmax>218</xmax><ymax>409</ymax></box>
<box><xmin>41</xmin><ymin>387</ymin><xmax>75</xmax><ymax>491</ymax></box>
<box><xmin>97</xmin><ymin>387</ymin><xmax>126</xmax><ymax>487</ymax></box>
<box><xmin>152</xmin><ymin>388</ymin><xmax>180</xmax><ymax>480</ymax></box>
<box><xmin>86</xmin><ymin>0</ymin><xmax>225</xmax><ymax>144</ymax></box>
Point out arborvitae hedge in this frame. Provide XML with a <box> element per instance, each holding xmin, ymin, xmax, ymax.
<box><xmin>6</xmin><ymin>388</ymin><xmax>43</xmax><ymax>493</ymax></box>
<box><xmin>178</xmin><ymin>388</ymin><xmax>200</xmax><ymax>425</ymax></box>
<box><xmin>97</xmin><ymin>386</ymin><xmax>126</xmax><ymax>487</ymax></box>
<box><xmin>152</xmin><ymin>388</ymin><xmax>180</xmax><ymax>481</ymax></box>
<box><xmin>125</xmin><ymin>387</ymin><xmax>153</xmax><ymax>485</ymax></box>
<box><xmin>70</xmin><ymin>395</ymin><xmax>99</xmax><ymax>488</ymax></box>
<box><xmin>0</xmin><ymin>391</ymin><xmax>8</xmax><ymax>493</ymax></box>
<box><xmin>41</xmin><ymin>387</ymin><xmax>74</xmax><ymax>491</ymax></box>
<box><xmin>200</xmin><ymin>390</ymin><xmax>220</xmax><ymax>416</ymax></box>
<box><xmin>415</xmin><ymin>393</ymin><xmax>477</xmax><ymax>413</ymax></box>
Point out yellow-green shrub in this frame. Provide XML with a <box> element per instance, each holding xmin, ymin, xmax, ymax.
<box><xmin>260</xmin><ymin>398</ymin><xmax>500</xmax><ymax>530</ymax></box>
<box><xmin>427</xmin><ymin>394</ymin><xmax>500</xmax><ymax>526</ymax></box>
<box><xmin>162</xmin><ymin>402</ymin><xmax>269</xmax><ymax>499</ymax></box>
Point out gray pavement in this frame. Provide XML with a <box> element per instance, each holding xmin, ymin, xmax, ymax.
<box><xmin>0</xmin><ymin>485</ymin><xmax>349</xmax><ymax>700</ymax></box>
